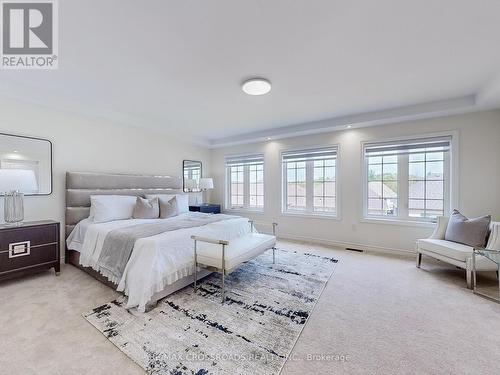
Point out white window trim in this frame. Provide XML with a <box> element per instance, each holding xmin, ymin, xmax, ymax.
<box><xmin>280</xmin><ymin>144</ymin><xmax>341</xmax><ymax>219</ymax></box>
<box><xmin>360</xmin><ymin>131</ymin><xmax>459</xmax><ymax>225</ymax></box>
<box><xmin>224</xmin><ymin>153</ymin><xmax>265</xmax><ymax>212</ymax></box>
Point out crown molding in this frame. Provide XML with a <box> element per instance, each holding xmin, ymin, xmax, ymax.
<box><xmin>208</xmin><ymin>95</ymin><xmax>478</xmax><ymax>148</ymax></box>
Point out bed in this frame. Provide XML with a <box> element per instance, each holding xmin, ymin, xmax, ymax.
<box><xmin>65</xmin><ymin>172</ymin><xmax>251</xmax><ymax>312</ymax></box>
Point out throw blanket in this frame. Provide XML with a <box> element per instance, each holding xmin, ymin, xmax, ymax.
<box><xmin>98</xmin><ymin>214</ymin><xmax>238</xmax><ymax>281</ymax></box>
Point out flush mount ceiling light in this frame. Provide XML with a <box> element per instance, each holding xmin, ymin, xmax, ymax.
<box><xmin>242</xmin><ymin>78</ymin><xmax>271</xmax><ymax>96</ymax></box>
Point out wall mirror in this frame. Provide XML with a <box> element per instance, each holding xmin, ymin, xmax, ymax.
<box><xmin>183</xmin><ymin>160</ymin><xmax>202</xmax><ymax>192</ymax></box>
<box><xmin>0</xmin><ymin>133</ymin><xmax>53</xmax><ymax>195</ymax></box>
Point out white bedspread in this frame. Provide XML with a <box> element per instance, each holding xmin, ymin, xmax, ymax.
<box><xmin>67</xmin><ymin>212</ymin><xmax>251</xmax><ymax>311</ymax></box>
<box><xmin>66</xmin><ymin>217</ymin><xmax>95</xmax><ymax>252</ymax></box>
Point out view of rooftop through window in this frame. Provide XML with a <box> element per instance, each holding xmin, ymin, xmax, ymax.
<box><xmin>364</xmin><ymin>137</ymin><xmax>451</xmax><ymax>221</ymax></box>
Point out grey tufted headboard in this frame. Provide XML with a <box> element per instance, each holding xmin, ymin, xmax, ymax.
<box><xmin>65</xmin><ymin>171</ymin><xmax>183</xmax><ymax>238</ymax></box>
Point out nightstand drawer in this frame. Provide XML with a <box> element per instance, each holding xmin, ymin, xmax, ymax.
<box><xmin>0</xmin><ymin>224</ymin><xmax>58</xmax><ymax>252</ymax></box>
<box><xmin>0</xmin><ymin>243</ymin><xmax>58</xmax><ymax>274</ymax></box>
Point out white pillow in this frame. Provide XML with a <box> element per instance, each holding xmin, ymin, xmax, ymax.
<box><xmin>90</xmin><ymin>195</ymin><xmax>137</xmax><ymax>223</ymax></box>
<box><xmin>145</xmin><ymin>194</ymin><xmax>189</xmax><ymax>214</ymax></box>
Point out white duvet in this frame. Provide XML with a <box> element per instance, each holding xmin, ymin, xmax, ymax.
<box><xmin>66</xmin><ymin>212</ymin><xmax>251</xmax><ymax>311</ymax></box>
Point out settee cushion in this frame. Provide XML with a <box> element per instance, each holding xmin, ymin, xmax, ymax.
<box><xmin>417</xmin><ymin>239</ymin><xmax>473</xmax><ymax>262</ymax></box>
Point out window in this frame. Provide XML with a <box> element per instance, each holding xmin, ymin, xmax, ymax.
<box><xmin>225</xmin><ymin>154</ymin><xmax>264</xmax><ymax>210</ymax></box>
<box><xmin>282</xmin><ymin>147</ymin><xmax>338</xmax><ymax>216</ymax></box>
<box><xmin>363</xmin><ymin>136</ymin><xmax>452</xmax><ymax>221</ymax></box>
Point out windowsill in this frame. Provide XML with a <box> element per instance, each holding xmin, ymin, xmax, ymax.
<box><xmin>281</xmin><ymin>211</ymin><xmax>341</xmax><ymax>220</ymax></box>
<box><xmin>360</xmin><ymin>217</ymin><xmax>436</xmax><ymax>228</ymax></box>
<box><xmin>223</xmin><ymin>208</ymin><xmax>265</xmax><ymax>215</ymax></box>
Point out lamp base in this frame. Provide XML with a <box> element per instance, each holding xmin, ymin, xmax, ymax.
<box><xmin>4</xmin><ymin>191</ymin><xmax>24</xmax><ymax>225</ymax></box>
<box><xmin>3</xmin><ymin>221</ymin><xmax>24</xmax><ymax>227</ymax></box>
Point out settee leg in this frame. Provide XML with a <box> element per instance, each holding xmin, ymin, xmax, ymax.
<box><xmin>416</xmin><ymin>252</ymin><xmax>422</xmax><ymax>268</ymax></box>
<box><xmin>466</xmin><ymin>268</ymin><xmax>473</xmax><ymax>290</ymax></box>
<box><xmin>272</xmin><ymin>247</ymin><xmax>276</xmax><ymax>264</ymax></box>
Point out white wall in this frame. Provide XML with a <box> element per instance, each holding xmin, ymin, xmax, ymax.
<box><xmin>2</xmin><ymin>98</ymin><xmax>499</xmax><ymax>255</ymax></box>
<box><xmin>0</xmin><ymin>98</ymin><xmax>210</xmax><ymax>230</ymax></box>
<box><xmin>210</xmin><ymin>110</ymin><xmax>500</xmax><ymax>253</ymax></box>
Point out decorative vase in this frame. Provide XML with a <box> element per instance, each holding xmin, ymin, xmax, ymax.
<box><xmin>4</xmin><ymin>191</ymin><xmax>24</xmax><ymax>224</ymax></box>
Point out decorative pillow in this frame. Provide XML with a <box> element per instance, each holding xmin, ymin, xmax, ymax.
<box><xmin>145</xmin><ymin>194</ymin><xmax>189</xmax><ymax>214</ymax></box>
<box><xmin>132</xmin><ymin>197</ymin><xmax>159</xmax><ymax>219</ymax></box>
<box><xmin>90</xmin><ymin>195</ymin><xmax>137</xmax><ymax>223</ymax></box>
<box><xmin>158</xmin><ymin>196</ymin><xmax>178</xmax><ymax>219</ymax></box>
<box><xmin>444</xmin><ymin>209</ymin><xmax>491</xmax><ymax>248</ymax></box>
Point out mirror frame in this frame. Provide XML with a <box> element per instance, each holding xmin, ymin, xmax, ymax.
<box><xmin>182</xmin><ymin>159</ymin><xmax>202</xmax><ymax>193</ymax></box>
<box><xmin>0</xmin><ymin>132</ymin><xmax>53</xmax><ymax>196</ymax></box>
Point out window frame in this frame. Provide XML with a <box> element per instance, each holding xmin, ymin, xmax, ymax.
<box><xmin>280</xmin><ymin>145</ymin><xmax>341</xmax><ymax>219</ymax></box>
<box><xmin>361</xmin><ymin>132</ymin><xmax>458</xmax><ymax>226</ymax></box>
<box><xmin>224</xmin><ymin>153</ymin><xmax>265</xmax><ymax>212</ymax></box>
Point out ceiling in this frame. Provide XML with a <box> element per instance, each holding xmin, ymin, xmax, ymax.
<box><xmin>1</xmin><ymin>0</ymin><xmax>500</xmax><ymax>146</ymax></box>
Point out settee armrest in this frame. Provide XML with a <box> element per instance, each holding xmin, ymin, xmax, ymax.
<box><xmin>486</xmin><ymin>222</ymin><xmax>500</xmax><ymax>250</ymax></box>
<box><xmin>428</xmin><ymin>216</ymin><xmax>449</xmax><ymax>239</ymax></box>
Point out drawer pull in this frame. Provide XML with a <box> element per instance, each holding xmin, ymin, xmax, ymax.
<box><xmin>9</xmin><ymin>241</ymin><xmax>31</xmax><ymax>258</ymax></box>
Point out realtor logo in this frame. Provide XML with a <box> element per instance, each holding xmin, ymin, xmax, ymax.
<box><xmin>1</xmin><ymin>0</ymin><xmax>58</xmax><ymax>69</ymax></box>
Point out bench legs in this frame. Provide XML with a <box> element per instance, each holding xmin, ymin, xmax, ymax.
<box><xmin>193</xmin><ymin>240</ymin><xmax>198</xmax><ymax>292</ymax></box>
<box><xmin>272</xmin><ymin>222</ymin><xmax>278</xmax><ymax>265</ymax></box>
<box><xmin>221</xmin><ymin>243</ymin><xmax>226</xmax><ymax>303</ymax></box>
<box><xmin>221</xmin><ymin>269</ymin><xmax>225</xmax><ymax>304</ymax></box>
<box><xmin>193</xmin><ymin>236</ymin><xmax>278</xmax><ymax>304</ymax></box>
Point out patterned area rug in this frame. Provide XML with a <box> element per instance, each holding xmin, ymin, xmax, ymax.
<box><xmin>84</xmin><ymin>249</ymin><xmax>338</xmax><ymax>375</ymax></box>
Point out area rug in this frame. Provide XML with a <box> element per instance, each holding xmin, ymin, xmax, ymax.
<box><xmin>84</xmin><ymin>248</ymin><xmax>338</xmax><ymax>375</ymax></box>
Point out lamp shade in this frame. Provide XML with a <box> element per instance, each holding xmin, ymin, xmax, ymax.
<box><xmin>0</xmin><ymin>169</ymin><xmax>38</xmax><ymax>193</ymax></box>
<box><xmin>199</xmin><ymin>177</ymin><xmax>214</xmax><ymax>190</ymax></box>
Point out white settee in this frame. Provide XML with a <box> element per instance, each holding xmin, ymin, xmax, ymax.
<box><xmin>416</xmin><ymin>216</ymin><xmax>500</xmax><ymax>289</ymax></box>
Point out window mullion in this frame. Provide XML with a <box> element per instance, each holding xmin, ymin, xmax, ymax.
<box><xmin>399</xmin><ymin>154</ymin><xmax>409</xmax><ymax>218</ymax></box>
<box><xmin>226</xmin><ymin>167</ymin><xmax>231</xmax><ymax>209</ymax></box>
<box><xmin>306</xmin><ymin>160</ymin><xmax>314</xmax><ymax>212</ymax></box>
<box><xmin>282</xmin><ymin>161</ymin><xmax>287</xmax><ymax>212</ymax></box>
<box><xmin>243</xmin><ymin>165</ymin><xmax>250</xmax><ymax>208</ymax></box>
<box><xmin>444</xmin><ymin>151</ymin><xmax>451</xmax><ymax>214</ymax></box>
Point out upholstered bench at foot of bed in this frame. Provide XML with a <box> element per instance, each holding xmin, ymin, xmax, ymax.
<box><xmin>195</xmin><ymin>233</ymin><xmax>276</xmax><ymax>271</ymax></box>
<box><xmin>191</xmin><ymin>222</ymin><xmax>277</xmax><ymax>303</ymax></box>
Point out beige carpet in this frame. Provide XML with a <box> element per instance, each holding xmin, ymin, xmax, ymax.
<box><xmin>0</xmin><ymin>240</ymin><xmax>499</xmax><ymax>375</ymax></box>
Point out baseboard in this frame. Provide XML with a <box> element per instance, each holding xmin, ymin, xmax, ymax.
<box><xmin>277</xmin><ymin>232</ymin><xmax>415</xmax><ymax>257</ymax></box>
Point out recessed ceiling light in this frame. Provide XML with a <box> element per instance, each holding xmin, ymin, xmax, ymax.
<box><xmin>13</xmin><ymin>150</ymin><xmax>19</xmax><ymax>153</ymax></box>
<box><xmin>266</xmin><ymin>137</ymin><xmax>272</xmax><ymax>141</ymax></box>
<box><xmin>346</xmin><ymin>125</ymin><xmax>352</xmax><ymax>129</ymax></box>
<box><xmin>242</xmin><ymin>78</ymin><xmax>271</xmax><ymax>96</ymax></box>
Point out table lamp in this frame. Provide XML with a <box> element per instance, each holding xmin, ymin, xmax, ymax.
<box><xmin>0</xmin><ymin>169</ymin><xmax>38</xmax><ymax>225</ymax></box>
<box><xmin>198</xmin><ymin>177</ymin><xmax>214</xmax><ymax>205</ymax></box>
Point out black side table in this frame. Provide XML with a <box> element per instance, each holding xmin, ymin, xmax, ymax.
<box><xmin>189</xmin><ymin>204</ymin><xmax>221</xmax><ymax>214</ymax></box>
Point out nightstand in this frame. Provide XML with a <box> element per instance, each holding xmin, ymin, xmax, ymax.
<box><xmin>189</xmin><ymin>204</ymin><xmax>221</xmax><ymax>214</ymax></box>
<box><xmin>0</xmin><ymin>220</ymin><xmax>60</xmax><ymax>282</ymax></box>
